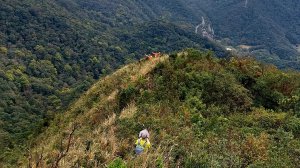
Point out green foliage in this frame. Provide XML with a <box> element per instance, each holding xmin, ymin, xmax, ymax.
<box><xmin>280</xmin><ymin>95</ymin><xmax>300</xmax><ymax>114</ymax></box>
<box><xmin>284</xmin><ymin>116</ymin><xmax>300</xmax><ymax>137</ymax></box>
<box><xmin>189</xmin><ymin>0</ymin><xmax>300</xmax><ymax>68</ymax></box>
<box><xmin>1</xmin><ymin>1</ymin><xmax>229</xmax><ymax>162</ymax></box>
<box><xmin>118</xmin><ymin>49</ymin><xmax>300</xmax><ymax>167</ymax></box>
<box><xmin>155</xmin><ymin>155</ymin><xmax>164</xmax><ymax>168</ymax></box>
<box><xmin>18</xmin><ymin>49</ymin><xmax>300</xmax><ymax>168</ymax></box>
<box><xmin>108</xmin><ymin>158</ymin><xmax>126</xmax><ymax>168</ymax></box>
<box><xmin>0</xmin><ymin>0</ymin><xmax>300</xmax><ymax>166</ymax></box>
<box><xmin>0</xmin><ymin>46</ymin><xmax>8</xmax><ymax>55</ymax></box>
<box><xmin>118</xmin><ymin>85</ymin><xmax>139</xmax><ymax>111</ymax></box>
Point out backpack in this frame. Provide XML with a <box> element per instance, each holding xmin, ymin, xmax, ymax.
<box><xmin>135</xmin><ymin>139</ymin><xmax>147</xmax><ymax>155</ymax></box>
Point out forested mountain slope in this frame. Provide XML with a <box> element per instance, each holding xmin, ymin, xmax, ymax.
<box><xmin>0</xmin><ymin>0</ymin><xmax>224</xmax><ymax>164</ymax></box>
<box><xmin>1</xmin><ymin>0</ymin><xmax>300</xmax><ymax>166</ymax></box>
<box><xmin>186</xmin><ymin>0</ymin><xmax>300</xmax><ymax>69</ymax></box>
<box><xmin>23</xmin><ymin>49</ymin><xmax>300</xmax><ymax>167</ymax></box>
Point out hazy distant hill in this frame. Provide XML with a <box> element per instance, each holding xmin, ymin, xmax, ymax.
<box><xmin>186</xmin><ymin>0</ymin><xmax>300</xmax><ymax>68</ymax></box>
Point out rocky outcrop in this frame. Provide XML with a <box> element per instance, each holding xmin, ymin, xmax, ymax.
<box><xmin>195</xmin><ymin>17</ymin><xmax>215</xmax><ymax>40</ymax></box>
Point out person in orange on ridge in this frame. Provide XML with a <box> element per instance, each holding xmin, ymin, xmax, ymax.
<box><xmin>145</xmin><ymin>54</ymin><xmax>152</xmax><ymax>60</ymax></box>
<box><xmin>152</xmin><ymin>52</ymin><xmax>161</xmax><ymax>58</ymax></box>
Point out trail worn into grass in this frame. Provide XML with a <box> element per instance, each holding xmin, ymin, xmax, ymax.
<box><xmin>26</xmin><ymin>55</ymin><xmax>168</xmax><ymax>167</ymax></box>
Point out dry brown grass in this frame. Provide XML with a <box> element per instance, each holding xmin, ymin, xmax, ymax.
<box><xmin>119</xmin><ymin>102</ymin><xmax>137</xmax><ymax>119</ymax></box>
<box><xmin>107</xmin><ymin>90</ymin><xmax>119</xmax><ymax>102</ymax></box>
<box><xmin>25</xmin><ymin>56</ymin><xmax>168</xmax><ymax>167</ymax></box>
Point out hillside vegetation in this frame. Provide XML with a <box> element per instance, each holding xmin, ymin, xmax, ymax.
<box><xmin>1</xmin><ymin>0</ymin><xmax>300</xmax><ymax>163</ymax></box>
<box><xmin>185</xmin><ymin>0</ymin><xmax>300</xmax><ymax>68</ymax></box>
<box><xmin>1</xmin><ymin>0</ymin><xmax>300</xmax><ymax>166</ymax></box>
<box><xmin>18</xmin><ymin>49</ymin><xmax>300</xmax><ymax>168</ymax></box>
<box><xmin>0</xmin><ymin>0</ymin><xmax>225</xmax><ymax>158</ymax></box>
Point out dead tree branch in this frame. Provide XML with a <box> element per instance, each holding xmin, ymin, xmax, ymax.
<box><xmin>51</xmin><ymin>123</ymin><xmax>78</xmax><ymax>168</ymax></box>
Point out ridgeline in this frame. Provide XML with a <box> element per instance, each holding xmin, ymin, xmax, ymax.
<box><xmin>14</xmin><ymin>49</ymin><xmax>300</xmax><ymax>168</ymax></box>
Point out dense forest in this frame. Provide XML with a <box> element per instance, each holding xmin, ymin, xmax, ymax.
<box><xmin>1</xmin><ymin>0</ymin><xmax>300</xmax><ymax>167</ymax></box>
<box><xmin>0</xmin><ymin>0</ymin><xmax>225</xmax><ymax>164</ymax></box>
<box><xmin>189</xmin><ymin>0</ymin><xmax>300</xmax><ymax>69</ymax></box>
<box><xmin>21</xmin><ymin>49</ymin><xmax>300</xmax><ymax>167</ymax></box>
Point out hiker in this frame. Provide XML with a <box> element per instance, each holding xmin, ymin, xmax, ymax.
<box><xmin>139</xmin><ymin>129</ymin><xmax>150</xmax><ymax>139</ymax></box>
<box><xmin>135</xmin><ymin>134</ymin><xmax>151</xmax><ymax>155</ymax></box>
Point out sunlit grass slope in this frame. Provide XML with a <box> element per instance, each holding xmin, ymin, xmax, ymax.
<box><xmin>25</xmin><ymin>50</ymin><xmax>300</xmax><ymax>168</ymax></box>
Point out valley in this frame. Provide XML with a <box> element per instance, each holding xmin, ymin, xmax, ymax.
<box><xmin>0</xmin><ymin>1</ymin><xmax>300</xmax><ymax>167</ymax></box>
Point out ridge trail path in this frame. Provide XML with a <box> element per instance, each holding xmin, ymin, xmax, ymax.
<box><xmin>27</xmin><ymin>55</ymin><xmax>168</xmax><ymax>168</ymax></box>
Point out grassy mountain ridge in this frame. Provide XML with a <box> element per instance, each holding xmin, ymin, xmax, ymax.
<box><xmin>21</xmin><ymin>54</ymin><xmax>169</xmax><ymax>168</ymax></box>
<box><xmin>1</xmin><ymin>0</ymin><xmax>300</xmax><ymax>166</ymax></box>
<box><xmin>1</xmin><ymin>0</ymin><xmax>224</xmax><ymax>159</ymax></box>
<box><xmin>19</xmin><ymin>49</ymin><xmax>300</xmax><ymax>168</ymax></box>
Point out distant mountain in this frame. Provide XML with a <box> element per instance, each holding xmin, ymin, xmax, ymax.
<box><xmin>185</xmin><ymin>0</ymin><xmax>300</xmax><ymax>68</ymax></box>
<box><xmin>62</xmin><ymin>0</ymin><xmax>300</xmax><ymax>68</ymax></box>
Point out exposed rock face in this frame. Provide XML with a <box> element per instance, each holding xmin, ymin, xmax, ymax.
<box><xmin>244</xmin><ymin>0</ymin><xmax>248</xmax><ymax>8</ymax></box>
<box><xmin>296</xmin><ymin>44</ymin><xmax>300</xmax><ymax>53</ymax></box>
<box><xmin>195</xmin><ymin>17</ymin><xmax>215</xmax><ymax>40</ymax></box>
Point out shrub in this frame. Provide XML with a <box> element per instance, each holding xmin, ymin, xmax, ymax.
<box><xmin>284</xmin><ymin>116</ymin><xmax>300</xmax><ymax>137</ymax></box>
<box><xmin>118</xmin><ymin>85</ymin><xmax>139</xmax><ymax>111</ymax></box>
<box><xmin>155</xmin><ymin>155</ymin><xmax>164</xmax><ymax>168</ymax></box>
<box><xmin>249</xmin><ymin>108</ymin><xmax>287</xmax><ymax>129</ymax></box>
<box><xmin>108</xmin><ymin>158</ymin><xmax>126</xmax><ymax>168</ymax></box>
<box><xmin>241</xmin><ymin>133</ymin><xmax>270</xmax><ymax>166</ymax></box>
<box><xmin>0</xmin><ymin>46</ymin><xmax>8</xmax><ymax>55</ymax></box>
